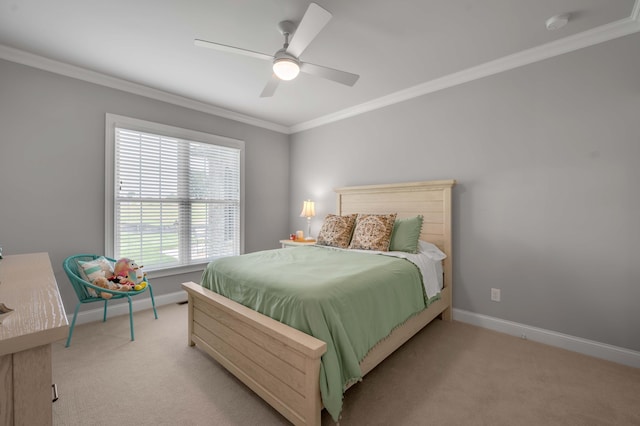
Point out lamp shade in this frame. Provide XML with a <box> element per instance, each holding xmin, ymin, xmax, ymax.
<box><xmin>273</xmin><ymin>58</ymin><xmax>300</xmax><ymax>81</ymax></box>
<box><xmin>299</xmin><ymin>200</ymin><xmax>315</xmax><ymax>218</ymax></box>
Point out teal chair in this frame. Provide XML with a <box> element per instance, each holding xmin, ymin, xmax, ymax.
<box><xmin>63</xmin><ymin>254</ymin><xmax>158</xmax><ymax>347</ymax></box>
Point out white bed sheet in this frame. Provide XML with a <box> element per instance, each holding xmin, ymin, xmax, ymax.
<box><xmin>316</xmin><ymin>240</ymin><xmax>445</xmax><ymax>299</ymax></box>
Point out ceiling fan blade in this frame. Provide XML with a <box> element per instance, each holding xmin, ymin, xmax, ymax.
<box><xmin>300</xmin><ymin>62</ymin><xmax>359</xmax><ymax>87</ymax></box>
<box><xmin>260</xmin><ymin>74</ymin><xmax>280</xmax><ymax>97</ymax></box>
<box><xmin>194</xmin><ymin>39</ymin><xmax>273</xmax><ymax>62</ymax></box>
<box><xmin>286</xmin><ymin>3</ymin><xmax>332</xmax><ymax>58</ymax></box>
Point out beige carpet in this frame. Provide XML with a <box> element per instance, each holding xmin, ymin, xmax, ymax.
<box><xmin>52</xmin><ymin>303</ymin><xmax>640</xmax><ymax>426</ymax></box>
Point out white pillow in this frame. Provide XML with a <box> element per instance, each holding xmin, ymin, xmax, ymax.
<box><xmin>418</xmin><ymin>240</ymin><xmax>446</xmax><ymax>261</ymax></box>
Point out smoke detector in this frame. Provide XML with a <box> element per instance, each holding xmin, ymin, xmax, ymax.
<box><xmin>546</xmin><ymin>14</ymin><xmax>570</xmax><ymax>31</ymax></box>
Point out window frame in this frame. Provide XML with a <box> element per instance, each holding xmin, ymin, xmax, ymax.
<box><xmin>105</xmin><ymin>113</ymin><xmax>245</xmax><ymax>278</ymax></box>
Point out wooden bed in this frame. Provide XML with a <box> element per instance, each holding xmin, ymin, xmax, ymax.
<box><xmin>182</xmin><ymin>179</ymin><xmax>455</xmax><ymax>425</ymax></box>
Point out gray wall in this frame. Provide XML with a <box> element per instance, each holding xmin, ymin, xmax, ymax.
<box><xmin>289</xmin><ymin>32</ymin><xmax>640</xmax><ymax>352</ymax></box>
<box><xmin>1</xmin><ymin>31</ymin><xmax>638</xmax><ymax>353</ymax></box>
<box><xmin>0</xmin><ymin>58</ymin><xmax>290</xmax><ymax>314</ymax></box>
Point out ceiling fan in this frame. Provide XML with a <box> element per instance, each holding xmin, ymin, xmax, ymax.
<box><xmin>194</xmin><ymin>2</ymin><xmax>359</xmax><ymax>97</ymax></box>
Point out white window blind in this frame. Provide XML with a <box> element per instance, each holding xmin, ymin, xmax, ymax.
<box><xmin>107</xmin><ymin>115</ymin><xmax>243</xmax><ymax>273</ymax></box>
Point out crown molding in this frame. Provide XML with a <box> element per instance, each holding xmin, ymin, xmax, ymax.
<box><xmin>0</xmin><ymin>44</ymin><xmax>289</xmax><ymax>134</ymax></box>
<box><xmin>289</xmin><ymin>11</ymin><xmax>640</xmax><ymax>134</ymax></box>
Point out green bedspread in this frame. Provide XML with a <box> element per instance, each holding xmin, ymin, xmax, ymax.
<box><xmin>200</xmin><ymin>245</ymin><xmax>427</xmax><ymax>421</ymax></box>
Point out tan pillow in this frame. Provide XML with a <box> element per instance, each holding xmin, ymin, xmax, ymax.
<box><xmin>316</xmin><ymin>214</ymin><xmax>357</xmax><ymax>248</ymax></box>
<box><xmin>349</xmin><ymin>213</ymin><xmax>397</xmax><ymax>251</ymax></box>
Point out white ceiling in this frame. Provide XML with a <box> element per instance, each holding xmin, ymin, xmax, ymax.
<box><xmin>1</xmin><ymin>0</ymin><xmax>638</xmax><ymax>133</ymax></box>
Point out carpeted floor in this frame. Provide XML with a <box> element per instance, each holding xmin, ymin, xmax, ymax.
<box><xmin>52</xmin><ymin>303</ymin><xmax>640</xmax><ymax>426</ymax></box>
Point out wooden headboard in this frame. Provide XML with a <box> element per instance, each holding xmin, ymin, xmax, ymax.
<box><xmin>334</xmin><ymin>180</ymin><xmax>455</xmax><ymax>290</ymax></box>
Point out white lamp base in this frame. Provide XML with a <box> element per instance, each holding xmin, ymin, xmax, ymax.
<box><xmin>306</xmin><ymin>217</ymin><xmax>313</xmax><ymax>240</ymax></box>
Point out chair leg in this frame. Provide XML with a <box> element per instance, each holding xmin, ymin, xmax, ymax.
<box><xmin>66</xmin><ymin>302</ymin><xmax>82</xmax><ymax>347</ymax></box>
<box><xmin>103</xmin><ymin>299</ymin><xmax>108</xmax><ymax>322</ymax></box>
<box><xmin>127</xmin><ymin>295</ymin><xmax>135</xmax><ymax>341</ymax></box>
<box><xmin>148</xmin><ymin>284</ymin><xmax>158</xmax><ymax>319</ymax></box>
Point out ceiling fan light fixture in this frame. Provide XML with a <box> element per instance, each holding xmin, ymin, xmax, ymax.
<box><xmin>273</xmin><ymin>57</ymin><xmax>300</xmax><ymax>81</ymax></box>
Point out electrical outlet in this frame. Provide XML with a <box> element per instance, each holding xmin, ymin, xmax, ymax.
<box><xmin>491</xmin><ymin>288</ymin><xmax>501</xmax><ymax>302</ymax></box>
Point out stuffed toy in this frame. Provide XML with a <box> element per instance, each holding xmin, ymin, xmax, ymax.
<box><xmin>93</xmin><ymin>276</ymin><xmax>119</xmax><ymax>299</ymax></box>
<box><xmin>114</xmin><ymin>257</ymin><xmax>135</xmax><ymax>280</ymax></box>
<box><xmin>113</xmin><ymin>257</ymin><xmax>147</xmax><ymax>291</ymax></box>
<box><xmin>131</xmin><ymin>261</ymin><xmax>148</xmax><ymax>291</ymax></box>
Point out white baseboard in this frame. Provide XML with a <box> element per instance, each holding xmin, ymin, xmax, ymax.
<box><xmin>453</xmin><ymin>308</ymin><xmax>640</xmax><ymax>369</ymax></box>
<box><xmin>67</xmin><ymin>290</ymin><xmax>188</xmax><ymax>326</ymax></box>
<box><xmin>67</xmin><ymin>294</ymin><xmax>639</xmax><ymax>369</ymax></box>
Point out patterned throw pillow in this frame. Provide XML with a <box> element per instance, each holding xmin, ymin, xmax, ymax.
<box><xmin>316</xmin><ymin>214</ymin><xmax>357</xmax><ymax>248</ymax></box>
<box><xmin>77</xmin><ymin>256</ymin><xmax>114</xmax><ymax>297</ymax></box>
<box><xmin>349</xmin><ymin>213</ymin><xmax>397</xmax><ymax>251</ymax></box>
<box><xmin>77</xmin><ymin>256</ymin><xmax>113</xmax><ymax>282</ymax></box>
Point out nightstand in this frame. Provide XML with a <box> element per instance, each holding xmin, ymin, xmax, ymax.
<box><xmin>280</xmin><ymin>239</ymin><xmax>317</xmax><ymax>248</ymax></box>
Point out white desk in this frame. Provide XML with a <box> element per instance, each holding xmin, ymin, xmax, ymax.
<box><xmin>0</xmin><ymin>253</ymin><xmax>69</xmax><ymax>426</ymax></box>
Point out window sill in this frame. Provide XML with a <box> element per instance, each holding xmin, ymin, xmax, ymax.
<box><xmin>145</xmin><ymin>263</ymin><xmax>209</xmax><ymax>280</ymax></box>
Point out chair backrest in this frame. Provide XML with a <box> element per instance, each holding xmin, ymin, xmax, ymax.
<box><xmin>63</xmin><ymin>254</ymin><xmax>116</xmax><ymax>302</ymax></box>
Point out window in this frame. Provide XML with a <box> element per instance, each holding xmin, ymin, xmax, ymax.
<box><xmin>105</xmin><ymin>114</ymin><xmax>244</xmax><ymax>276</ymax></box>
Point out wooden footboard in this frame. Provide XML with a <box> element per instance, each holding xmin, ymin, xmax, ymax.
<box><xmin>182</xmin><ymin>281</ymin><xmax>327</xmax><ymax>426</ymax></box>
<box><xmin>183</xmin><ymin>281</ymin><xmax>451</xmax><ymax>425</ymax></box>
